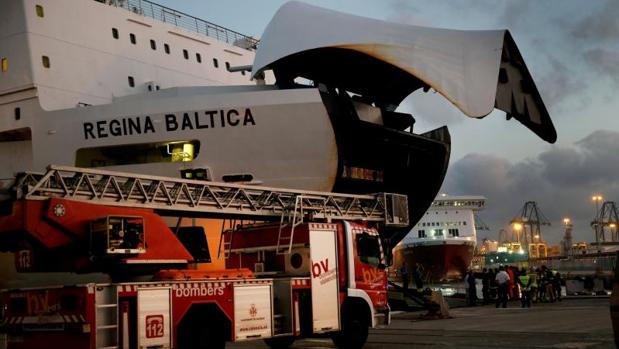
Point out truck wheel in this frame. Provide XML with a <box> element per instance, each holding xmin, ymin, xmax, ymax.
<box><xmin>331</xmin><ymin>317</ymin><xmax>369</xmax><ymax>349</ymax></box>
<box><xmin>264</xmin><ymin>336</ymin><xmax>295</xmax><ymax>349</ymax></box>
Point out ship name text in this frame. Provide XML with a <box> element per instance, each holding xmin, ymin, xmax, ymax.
<box><xmin>83</xmin><ymin>108</ymin><xmax>256</xmax><ymax>139</ymax></box>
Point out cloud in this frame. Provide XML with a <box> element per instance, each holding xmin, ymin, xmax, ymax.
<box><xmin>443</xmin><ymin>129</ymin><xmax>619</xmax><ymax>244</ymax></box>
<box><xmin>385</xmin><ymin>0</ymin><xmax>429</xmax><ymax>26</ymax></box>
<box><xmin>537</xmin><ymin>57</ymin><xmax>583</xmax><ymax>108</ymax></box>
<box><xmin>498</xmin><ymin>1</ymin><xmax>531</xmax><ymax>30</ymax></box>
<box><xmin>397</xmin><ymin>90</ymin><xmax>467</xmax><ymax>130</ymax></box>
<box><xmin>570</xmin><ymin>0</ymin><xmax>619</xmax><ymax>41</ymax></box>
<box><xmin>564</xmin><ymin>0</ymin><xmax>619</xmax><ymax>88</ymax></box>
<box><xmin>583</xmin><ymin>48</ymin><xmax>619</xmax><ymax>86</ymax></box>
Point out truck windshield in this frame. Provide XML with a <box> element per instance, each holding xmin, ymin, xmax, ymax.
<box><xmin>356</xmin><ymin>232</ymin><xmax>382</xmax><ymax>267</ymax></box>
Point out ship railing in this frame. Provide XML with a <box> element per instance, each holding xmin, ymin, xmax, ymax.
<box><xmin>99</xmin><ymin>0</ymin><xmax>259</xmax><ymax>50</ymax></box>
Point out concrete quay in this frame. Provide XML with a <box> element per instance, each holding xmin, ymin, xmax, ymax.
<box><xmin>229</xmin><ymin>298</ymin><xmax>614</xmax><ymax>349</ymax></box>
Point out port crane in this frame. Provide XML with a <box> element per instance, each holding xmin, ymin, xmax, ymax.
<box><xmin>510</xmin><ymin>201</ymin><xmax>551</xmax><ymax>258</ymax></box>
<box><xmin>591</xmin><ymin>201</ymin><xmax>619</xmax><ymax>244</ymax></box>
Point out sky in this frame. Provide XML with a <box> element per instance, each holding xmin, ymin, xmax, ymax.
<box><xmin>156</xmin><ymin>0</ymin><xmax>619</xmax><ymax>244</ymax></box>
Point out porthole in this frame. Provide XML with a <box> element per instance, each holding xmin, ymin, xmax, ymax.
<box><xmin>35</xmin><ymin>5</ymin><xmax>44</xmax><ymax>18</ymax></box>
<box><xmin>42</xmin><ymin>56</ymin><xmax>50</xmax><ymax>68</ymax></box>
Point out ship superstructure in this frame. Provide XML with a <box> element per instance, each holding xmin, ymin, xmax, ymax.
<box><xmin>0</xmin><ymin>0</ymin><xmax>259</xmax><ymax>177</ymax></box>
<box><xmin>394</xmin><ymin>195</ymin><xmax>486</xmax><ymax>281</ymax></box>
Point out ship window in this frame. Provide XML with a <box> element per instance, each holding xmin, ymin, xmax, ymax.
<box><xmin>130</xmin><ymin>33</ymin><xmax>136</xmax><ymax>45</ymax></box>
<box><xmin>0</xmin><ymin>128</ymin><xmax>31</xmax><ymax>142</ymax></box>
<box><xmin>112</xmin><ymin>28</ymin><xmax>119</xmax><ymax>39</ymax></box>
<box><xmin>41</xmin><ymin>56</ymin><xmax>50</xmax><ymax>68</ymax></box>
<box><xmin>183</xmin><ymin>49</ymin><xmax>189</xmax><ymax>60</ymax></box>
<box><xmin>356</xmin><ymin>232</ymin><xmax>381</xmax><ymax>267</ymax></box>
<box><xmin>1</xmin><ymin>58</ymin><xmax>7</xmax><ymax>72</ymax></box>
<box><xmin>128</xmin><ymin>76</ymin><xmax>135</xmax><ymax>87</ymax></box>
<box><xmin>164</xmin><ymin>43</ymin><xmax>170</xmax><ymax>54</ymax></box>
<box><xmin>225</xmin><ymin>62</ymin><xmax>230</xmax><ymax>71</ymax></box>
<box><xmin>35</xmin><ymin>5</ymin><xmax>44</xmax><ymax>18</ymax></box>
<box><xmin>222</xmin><ymin>174</ymin><xmax>253</xmax><ymax>183</ymax></box>
<box><xmin>76</xmin><ymin>140</ymin><xmax>201</xmax><ymax>168</ymax></box>
<box><xmin>196</xmin><ymin>53</ymin><xmax>202</xmax><ymax>63</ymax></box>
<box><xmin>150</xmin><ymin>39</ymin><xmax>156</xmax><ymax>50</ymax></box>
<box><xmin>213</xmin><ymin>58</ymin><xmax>219</xmax><ymax>68</ymax></box>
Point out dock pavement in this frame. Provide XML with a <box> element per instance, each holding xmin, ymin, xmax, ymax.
<box><xmin>229</xmin><ymin>297</ymin><xmax>614</xmax><ymax>349</ymax></box>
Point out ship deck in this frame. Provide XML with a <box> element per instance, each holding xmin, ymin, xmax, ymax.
<box><xmin>102</xmin><ymin>0</ymin><xmax>258</xmax><ymax>47</ymax></box>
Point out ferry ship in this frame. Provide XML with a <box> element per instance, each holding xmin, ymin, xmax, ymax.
<box><xmin>394</xmin><ymin>195</ymin><xmax>486</xmax><ymax>282</ymax></box>
<box><xmin>0</xmin><ymin>0</ymin><xmax>556</xmax><ymax>286</ymax></box>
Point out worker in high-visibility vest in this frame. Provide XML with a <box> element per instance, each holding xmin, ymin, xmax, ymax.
<box><xmin>527</xmin><ymin>269</ymin><xmax>538</xmax><ymax>303</ymax></box>
<box><xmin>517</xmin><ymin>268</ymin><xmax>532</xmax><ymax>308</ymax></box>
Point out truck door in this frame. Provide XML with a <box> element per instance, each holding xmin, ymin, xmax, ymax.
<box><xmin>353</xmin><ymin>228</ymin><xmax>388</xmax><ymax>309</ymax></box>
<box><xmin>137</xmin><ymin>287</ymin><xmax>171</xmax><ymax>349</ymax></box>
<box><xmin>309</xmin><ymin>225</ymin><xmax>340</xmax><ymax>333</ymax></box>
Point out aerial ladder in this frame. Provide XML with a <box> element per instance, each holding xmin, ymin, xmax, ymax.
<box><xmin>0</xmin><ymin>164</ymin><xmax>408</xmax><ymax>273</ymax></box>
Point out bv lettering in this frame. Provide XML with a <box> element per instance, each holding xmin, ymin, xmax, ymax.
<box><xmin>312</xmin><ymin>259</ymin><xmax>329</xmax><ymax>278</ymax></box>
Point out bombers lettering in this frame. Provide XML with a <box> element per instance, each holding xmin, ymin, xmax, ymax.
<box><xmin>175</xmin><ymin>285</ymin><xmax>225</xmax><ymax>298</ymax></box>
<box><xmin>83</xmin><ymin>108</ymin><xmax>256</xmax><ymax>140</ymax></box>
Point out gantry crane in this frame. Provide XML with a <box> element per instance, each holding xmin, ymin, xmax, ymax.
<box><xmin>510</xmin><ymin>201</ymin><xmax>551</xmax><ymax>258</ymax></box>
<box><xmin>591</xmin><ymin>201</ymin><xmax>619</xmax><ymax>244</ymax></box>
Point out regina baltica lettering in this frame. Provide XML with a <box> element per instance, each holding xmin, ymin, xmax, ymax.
<box><xmin>83</xmin><ymin>108</ymin><xmax>256</xmax><ymax>140</ymax></box>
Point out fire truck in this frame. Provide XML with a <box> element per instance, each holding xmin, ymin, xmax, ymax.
<box><xmin>0</xmin><ymin>165</ymin><xmax>409</xmax><ymax>349</ymax></box>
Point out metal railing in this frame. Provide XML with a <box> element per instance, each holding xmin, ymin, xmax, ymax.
<box><xmin>98</xmin><ymin>0</ymin><xmax>259</xmax><ymax>49</ymax></box>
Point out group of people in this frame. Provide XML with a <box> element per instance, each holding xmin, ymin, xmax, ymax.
<box><xmin>465</xmin><ymin>265</ymin><xmax>563</xmax><ymax>308</ymax></box>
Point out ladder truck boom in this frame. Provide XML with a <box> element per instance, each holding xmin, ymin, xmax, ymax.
<box><xmin>0</xmin><ymin>165</ymin><xmax>407</xmax><ymax>273</ymax></box>
<box><xmin>12</xmin><ymin>165</ymin><xmax>408</xmax><ymax>225</ymax></box>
